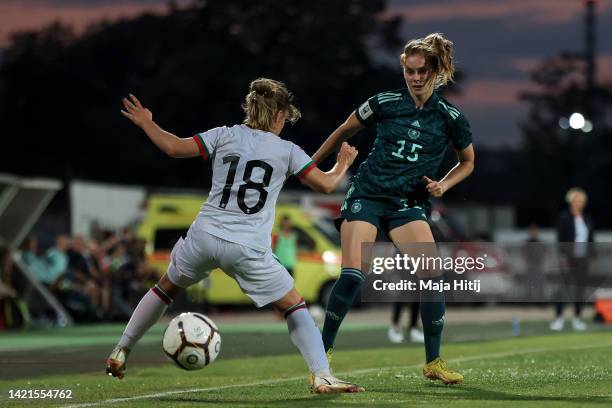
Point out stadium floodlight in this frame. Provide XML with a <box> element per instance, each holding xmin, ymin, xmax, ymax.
<box><xmin>322</xmin><ymin>250</ymin><xmax>340</xmax><ymax>264</ymax></box>
<box><xmin>569</xmin><ymin>112</ymin><xmax>586</xmax><ymax>129</ymax></box>
<box><xmin>558</xmin><ymin>117</ymin><xmax>570</xmax><ymax>129</ymax></box>
<box><xmin>581</xmin><ymin>120</ymin><xmax>593</xmax><ymax>133</ymax></box>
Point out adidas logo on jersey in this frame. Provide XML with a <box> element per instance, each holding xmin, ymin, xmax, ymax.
<box><xmin>408</xmin><ymin>120</ymin><xmax>421</xmax><ymax>140</ymax></box>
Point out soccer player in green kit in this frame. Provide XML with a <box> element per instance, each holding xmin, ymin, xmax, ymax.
<box><xmin>311</xmin><ymin>33</ymin><xmax>474</xmax><ymax>385</ymax></box>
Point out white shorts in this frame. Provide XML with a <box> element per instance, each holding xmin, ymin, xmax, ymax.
<box><xmin>166</xmin><ymin>225</ymin><xmax>294</xmax><ymax>308</ymax></box>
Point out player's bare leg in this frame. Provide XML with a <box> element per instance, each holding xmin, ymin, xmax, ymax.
<box><xmin>106</xmin><ymin>274</ymin><xmax>183</xmax><ymax>379</ymax></box>
<box><xmin>275</xmin><ymin>288</ymin><xmax>364</xmax><ymax>393</ymax></box>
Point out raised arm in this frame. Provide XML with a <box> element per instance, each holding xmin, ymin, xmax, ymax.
<box><xmin>423</xmin><ymin>144</ymin><xmax>474</xmax><ymax>197</ymax></box>
<box><xmin>121</xmin><ymin>94</ymin><xmax>200</xmax><ymax>159</ymax></box>
<box><xmin>301</xmin><ymin>142</ymin><xmax>358</xmax><ymax>194</ymax></box>
<box><xmin>311</xmin><ymin>112</ymin><xmax>364</xmax><ymax>164</ymax></box>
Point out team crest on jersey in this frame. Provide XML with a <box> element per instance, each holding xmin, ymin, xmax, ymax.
<box><xmin>351</xmin><ymin>200</ymin><xmax>362</xmax><ymax>213</ymax></box>
<box><xmin>408</xmin><ymin>120</ymin><xmax>421</xmax><ymax>140</ymax></box>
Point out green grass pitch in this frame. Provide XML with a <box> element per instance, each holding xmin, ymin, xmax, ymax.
<box><xmin>0</xmin><ymin>324</ymin><xmax>611</xmax><ymax>407</ymax></box>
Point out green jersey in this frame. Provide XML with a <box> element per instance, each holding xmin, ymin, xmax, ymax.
<box><xmin>273</xmin><ymin>231</ymin><xmax>297</xmax><ymax>269</ymax></box>
<box><xmin>353</xmin><ymin>89</ymin><xmax>472</xmax><ymax>199</ymax></box>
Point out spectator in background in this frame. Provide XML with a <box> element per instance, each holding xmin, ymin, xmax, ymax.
<box><xmin>551</xmin><ymin>188</ymin><xmax>594</xmax><ymax>332</ymax></box>
<box><xmin>19</xmin><ymin>236</ymin><xmax>62</xmax><ymax>285</ymax></box>
<box><xmin>0</xmin><ymin>246</ymin><xmax>29</xmax><ymax>329</ymax></box>
<box><xmin>272</xmin><ymin>215</ymin><xmax>298</xmax><ymax>277</ymax></box>
<box><xmin>522</xmin><ymin>224</ymin><xmax>545</xmax><ymax>300</ymax></box>
<box><xmin>526</xmin><ymin>223</ymin><xmax>541</xmax><ymax>244</ymax></box>
<box><xmin>108</xmin><ymin>243</ymin><xmax>134</xmax><ymax>321</ymax></box>
<box><xmin>89</xmin><ymin>232</ymin><xmax>119</xmax><ymax>318</ymax></box>
<box><xmin>68</xmin><ymin>235</ymin><xmax>103</xmax><ymax>314</ymax></box>
<box><xmin>388</xmin><ymin>302</ymin><xmax>424</xmax><ymax>343</ymax></box>
<box><xmin>0</xmin><ymin>247</ymin><xmax>16</xmax><ymax>298</ymax></box>
<box><xmin>19</xmin><ymin>235</ymin><xmax>101</xmax><ymax>323</ymax></box>
<box><xmin>45</xmin><ymin>235</ymin><xmax>70</xmax><ymax>284</ymax></box>
<box><xmin>11</xmin><ymin>228</ymin><xmax>161</xmax><ymax>324</ymax></box>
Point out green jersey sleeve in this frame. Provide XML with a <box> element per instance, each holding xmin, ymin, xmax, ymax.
<box><xmin>451</xmin><ymin>114</ymin><xmax>473</xmax><ymax>150</ymax></box>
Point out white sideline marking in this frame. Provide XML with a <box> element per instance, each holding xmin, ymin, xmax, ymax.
<box><xmin>61</xmin><ymin>342</ymin><xmax>612</xmax><ymax>408</ymax></box>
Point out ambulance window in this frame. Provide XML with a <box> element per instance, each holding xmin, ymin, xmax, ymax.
<box><xmin>154</xmin><ymin>228</ymin><xmax>188</xmax><ymax>251</ymax></box>
<box><xmin>293</xmin><ymin>227</ymin><xmax>316</xmax><ymax>251</ymax></box>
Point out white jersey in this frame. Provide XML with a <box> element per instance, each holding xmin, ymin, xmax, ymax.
<box><xmin>191</xmin><ymin>124</ymin><xmax>315</xmax><ymax>251</ymax></box>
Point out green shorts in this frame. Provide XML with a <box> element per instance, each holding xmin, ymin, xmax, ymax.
<box><xmin>337</xmin><ymin>184</ymin><xmax>431</xmax><ymax>232</ymax></box>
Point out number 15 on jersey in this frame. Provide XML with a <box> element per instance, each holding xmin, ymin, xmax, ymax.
<box><xmin>392</xmin><ymin>140</ymin><xmax>422</xmax><ymax>162</ymax></box>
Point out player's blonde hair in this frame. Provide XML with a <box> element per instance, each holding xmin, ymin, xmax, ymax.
<box><xmin>565</xmin><ymin>187</ymin><xmax>588</xmax><ymax>204</ymax></box>
<box><xmin>242</xmin><ymin>78</ymin><xmax>301</xmax><ymax>132</ymax></box>
<box><xmin>400</xmin><ymin>33</ymin><xmax>455</xmax><ymax>89</ymax></box>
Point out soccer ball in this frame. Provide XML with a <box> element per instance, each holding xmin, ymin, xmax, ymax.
<box><xmin>162</xmin><ymin>312</ymin><xmax>221</xmax><ymax>370</ymax></box>
<box><xmin>308</xmin><ymin>305</ymin><xmax>325</xmax><ymax>327</ymax></box>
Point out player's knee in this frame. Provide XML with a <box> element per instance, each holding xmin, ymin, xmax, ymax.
<box><xmin>274</xmin><ymin>287</ymin><xmax>302</xmax><ymax>312</ymax></box>
<box><xmin>278</xmin><ymin>295</ymin><xmax>307</xmax><ymax>319</ymax></box>
<box><xmin>158</xmin><ymin>274</ymin><xmax>184</xmax><ymax>298</ymax></box>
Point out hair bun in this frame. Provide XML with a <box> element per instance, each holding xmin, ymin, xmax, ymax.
<box><xmin>251</xmin><ymin>79</ymin><xmax>273</xmax><ymax>98</ymax></box>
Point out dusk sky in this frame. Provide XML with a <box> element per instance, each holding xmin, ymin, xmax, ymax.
<box><xmin>1</xmin><ymin>0</ymin><xmax>611</xmax><ymax>149</ymax></box>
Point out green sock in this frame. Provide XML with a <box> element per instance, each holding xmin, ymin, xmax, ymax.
<box><xmin>322</xmin><ymin>268</ymin><xmax>364</xmax><ymax>351</ymax></box>
<box><xmin>420</xmin><ymin>281</ymin><xmax>445</xmax><ymax>363</ymax></box>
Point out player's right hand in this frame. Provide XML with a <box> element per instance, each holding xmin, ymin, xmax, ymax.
<box><xmin>337</xmin><ymin>142</ymin><xmax>358</xmax><ymax>167</ymax></box>
<box><xmin>121</xmin><ymin>94</ymin><xmax>153</xmax><ymax>128</ymax></box>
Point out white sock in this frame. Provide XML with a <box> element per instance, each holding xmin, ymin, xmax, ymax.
<box><xmin>118</xmin><ymin>285</ymin><xmax>172</xmax><ymax>350</ymax></box>
<box><xmin>285</xmin><ymin>303</ymin><xmax>331</xmax><ymax>377</ymax></box>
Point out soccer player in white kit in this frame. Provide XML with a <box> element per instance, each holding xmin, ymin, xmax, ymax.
<box><xmin>106</xmin><ymin>78</ymin><xmax>364</xmax><ymax>393</ymax></box>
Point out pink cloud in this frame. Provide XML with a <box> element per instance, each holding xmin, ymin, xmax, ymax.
<box><xmin>511</xmin><ymin>58</ymin><xmax>541</xmax><ymax>73</ymax></box>
<box><xmin>446</xmin><ymin>79</ymin><xmax>531</xmax><ymax>108</ymax></box>
<box><xmin>0</xmin><ymin>1</ymin><xmax>172</xmax><ymax>47</ymax></box>
<box><xmin>512</xmin><ymin>54</ymin><xmax>612</xmax><ymax>84</ymax></box>
<box><xmin>382</xmin><ymin>0</ymin><xmax>612</xmax><ymax>25</ymax></box>
<box><xmin>597</xmin><ymin>55</ymin><xmax>612</xmax><ymax>83</ymax></box>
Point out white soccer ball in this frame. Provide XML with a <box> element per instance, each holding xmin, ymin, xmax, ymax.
<box><xmin>162</xmin><ymin>312</ymin><xmax>221</xmax><ymax>370</ymax></box>
<box><xmin>308</xmin><ymin>305</ymin><xmax>325</xmax><ymax>327</ymax></box>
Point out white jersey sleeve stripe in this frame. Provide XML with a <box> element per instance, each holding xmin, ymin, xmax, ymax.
<box><xmin>295</xmin><ymin>160</ymin><xmax>316</xmax><ymax>179</ymax></box>
<box><xmin>192</xmin><ymin>134</ymin><xmax>211</xmax><ymax>160</ymax></box>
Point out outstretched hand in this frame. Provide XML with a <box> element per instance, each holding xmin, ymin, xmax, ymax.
<box><xmin>337</xmin><ymin>142</ymin><xmax>358</xmax><ymax>168</ymax></box>
<box><xmin>423</xmin><ymin>176</ymin><xmax>446</xmax><ymax>197</ymax></box>
<box><xmin>121</xmin><ymin>94</ymin><xmax>153</xmax><ymax>128</ymax></box>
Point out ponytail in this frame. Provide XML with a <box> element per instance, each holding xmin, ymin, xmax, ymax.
<box><xmin>242</xmin><ymin>78</ymin><xmax>301</xmax><ymax>132</ymax></box>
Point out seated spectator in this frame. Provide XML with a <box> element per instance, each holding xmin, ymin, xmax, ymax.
<box><xmin>1</xmin><ymin>246</ymin><xmax>30</xmax><ymax>329</ymax></box>
<box><xmin>67</xmin><ymin>235</ymin><xmax>103</xmax><ymax>315</ymax></box>
<box><xmin>19</xmin><ymin>235</ymin><xmax>70</xmax><ymax>287</ymax></box>
<box><xmin>45</xmin><ymin>235</ymin><xmax>70</xmax><ymax>284</ymax></box>
<box><xmin>0</xmin><ymin>247</ymin><xmax>17</xmax><ymax>298</ymax></box>
<box><xmin>19</xmin><ymin>235</ymin><xmax>101</xmax><ymax>323</ymax></box>
<box><xmin>19</xmin><ymin>236</ymin><xmax>55</xmax><ymax>284</ymax></box>
<box><xmin>8</xmin><ymin>227</ymin><xmax>162</xmax><ymax>324</ymax></box>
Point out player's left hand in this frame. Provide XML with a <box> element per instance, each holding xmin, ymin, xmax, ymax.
<box><xmin>423</xmin><ymin>176</ymin><xmax>446</xmax><ymax>197</ymax></box>
<box><xmin>337</xmin><ymin>142</ymin><xmax>358</xmax><ymax>168</ymax></box>
<box><xmin>121</xmin><ymin>94</ymin><xmax>153</xmax><ymax>128</ymax></box>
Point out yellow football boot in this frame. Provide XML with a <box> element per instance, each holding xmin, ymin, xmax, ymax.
<box><xmin>422</xmin><ymin>357</ymin><xmax>463</xmax><ymax>385</ymax></box>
